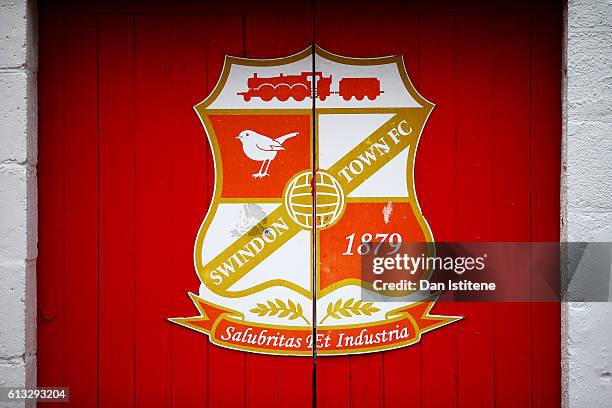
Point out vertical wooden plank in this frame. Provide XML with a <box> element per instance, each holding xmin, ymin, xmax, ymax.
<box><xmin>530</xmin><ymin>12</ymin><xmax>562</xmax><ymax>408</ymax></box>
<box><xmin>245</xmin><ymin>14</ymin><xmax>280</xmax><ymax>58</ymax></box>
<box><xmin>418</xmin><ymin>13</ymin><xmax>459</xmax><ymax>408</ymax></box>
<box><xmin>315</xmin><ymin>4</ymin><xmax>388</xmax><ymax>407</ymax></box>
<box><xmin>340</xmin><ymin>14</ymin><xmax>385</xmax><ymax>408</ymax></box>
<box><xmin>37</xmin><ymin>3</ymin><xmax>65</xmax><ymax>400</ymax></box>
<box><xmin>316</xmin><ymin>3</ymin><xmax>383</xmax><ymax>58</ymax></box>
<box><xmin>348</xmin><ymin>355</ymin><xmax>384</xmax><ymax>408</ymax></box>
<box><xmin>60</xmin><ymin>10</ymin><xmax>100</xmax><ymax>407</ymax></box>
<box><xmin>243</xmin><ymin>6</ymin><xmax>314</xmax><ymax>408</ymax></box>
<box><xmin>204</xmin><ymin>14</ymin><xmax>248</xmax><ymax>408</ymax></box>
<box><xmin>245</xmin><ymin>352</ymin><xmax>279</xmax><ymax>408</ymax></box>
<box><xmin>416</xmin><ymin>15</ymin><xmax>458</xmax><ymax>239</ymax></box>
<box><xmin>317</xmin><ymin>353</ymin><xmax>350</xmax><ymax>408</ymax></box>
<box><xmin>134</xmin><ymin>15</ymin><xmax>173</xmax><ymax>407</ymax></box>
<box><xmin>381</xmin><ymin>12</ymin><xmax>419</xmax><ymax>79</ymax></box>
<box><xmin>168</xmin><ymin>14</ymin><xmax>209</xmax><ymax>408</ymax></box>
<box><xmin>277</xmin><ymin>11</ymin><xmax>314</xmax><ymax>57</ymax></box>
<box><xmin>455</xmin><ymin>13</ymin><xmax>495</xmax><ymax>408</ymax></box>
<box><xmin>380</xmin><ymin>12</ymin><xmax>423</xmax><ymax>408</ymax></box>
<box><xmin>98</xmin><ymin>14</ymin><xmax>136</xmax><ymax>408</ymax></box>
<box><xmin>272</xmin><ymin>7</ymin><xmax>314</xmax><ymax>408</ymax></box>
<box><xmin>243</xmin><ymin>12</ymin><xmax>280</xmax><ymax>401</ymax></box>
<box><xmin>312</xmin><ymin>4</ymin><xmax>353</xmax><ymax>408</ymax></box>
<box><xmin>491</xmin><ymin>13</ymin><xmax>533</xmax><ymax>408</ymax></box>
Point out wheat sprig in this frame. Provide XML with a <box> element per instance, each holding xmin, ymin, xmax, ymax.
<box><xmin>320</xmin><ymin>298</ymin><xmax>380</xmax><ymax>324</ymax></box>
<box><xmin>250</xmin><ymin>298</ymin><xmax>310</xmax><ymax>325</ymax></box>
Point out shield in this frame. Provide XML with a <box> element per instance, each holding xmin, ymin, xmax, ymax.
<box><xmin>171</xmin><ymin>46</ymin><xmax>460</xmax><ymax>355</ymax></box>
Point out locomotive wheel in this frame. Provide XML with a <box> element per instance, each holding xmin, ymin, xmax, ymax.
<box><xmin>292</xmin><ymin>84</ymin><xmax>309</xmax><ymax>101</ymax></box>
<box><xmin>260</xmin><ymin>84</ymin><xmax>274</xmax><ymax>102</ymax></box>
<box><xmin>342</xmin><ymin>95</ymin><xmax>351</xmax><ymax>101</ymax></box>
<box><xmin>276</xmin><ymin>84</ymin><xmax>290</xmax><ymax>102</ymax></box>
<box><xmin>355</xmin><ymin>94</ymin><xmax>364</xmax><ymax>101</ymax></box>
<box><xmin>367</xmin><ymin>94</ymin><xmax>376</xmax><ymax>100</ymax></box>
<box><xmin>243</xmin><ymin>95</ymin><xmax>251</xmax><ymax>101</ymax></box>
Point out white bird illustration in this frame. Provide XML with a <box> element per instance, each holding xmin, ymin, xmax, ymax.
<box><xmin>236</xmin><ymin>130</ymin><xmax>299</xmax><ymax>178</ymax></box>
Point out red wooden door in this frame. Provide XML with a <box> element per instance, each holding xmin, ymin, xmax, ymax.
<box><xmin>37</xmin><ymin>1</ymin><xmax>562</xmax><ymax>407</ymax></box>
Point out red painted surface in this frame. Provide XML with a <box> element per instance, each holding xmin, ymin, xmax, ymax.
<box><xmin>37</xmin><ymin>1</ymin><xmax>562</xmax><ymax>407</ymax></box>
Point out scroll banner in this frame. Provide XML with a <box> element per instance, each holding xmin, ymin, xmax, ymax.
<box><xmin>172</xmin><ymin>293</ymin><xmax>459</xmax><ymax>355</ymax></box>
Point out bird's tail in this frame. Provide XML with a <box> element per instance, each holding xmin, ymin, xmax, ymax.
<box><xmin>275</xmin><ymin>132</ymin><xmax>299</xmax><ymax>144</ymax></box>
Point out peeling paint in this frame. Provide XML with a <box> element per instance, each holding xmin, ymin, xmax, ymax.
<box><xmin>382</xmin><ymin>201</ymin><xmax>393</xmax><ymax>224</ymax></box>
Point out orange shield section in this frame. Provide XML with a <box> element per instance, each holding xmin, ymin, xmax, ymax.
<box><xmin>208</xmin><ymin>114</ymin><xmax>311</xmax><ymax>199</ymax></box>
<box><xmin>319</xmin><ymin>201</ymin><xmax>429</xmax><ymax>291</ymax></box>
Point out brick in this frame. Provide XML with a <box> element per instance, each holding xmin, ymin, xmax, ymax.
<box><xmin>566</xmin><ymin>120</ymin><xmax>612</xmax><ymax>210</ymax></box>
<box><xmin>567</xmin><ymin>303</ymin><xmax>612</xmax><ymax>407</ymax></box>
<box><xmin>0</xmin><ymin>0</ymin><xmax>27</xmax><ymax>69</ymax></box>
<box><xmin>565</xmin><ymin>211</ymin><xmax>612</xmax><ymax>241</ymax></box>
<box><xmin>0</xmin><ymin>73</ymin><xmax>28</xmax><ymax>163</ymax></box>
<box><xmin>0</xmin><ymin>361</ymin><xmax>25</xmax><ymax>387</ymax></box>
<box><xmin>568</xmin><ymin>0</ymin><xmax>612</xmax><ymax>32</ymax></box>
<box><xmin>0</xmin><ymin>262</ymin><xmax>26</xmax><ymax>358</ymax></box>
<box><xmin>0</xmin><ymin>362</ymin><xmax>26</xmax><ymax>406</ymax></box>
<box><xmin>566</xmin><ymin>31</ymin><xmax>612</xmax><ymax>121</ymax></box>
<box><xmin>0</xmin><ymin>167</ymin><xmax>27</xmax><ymax>261</ymax></box>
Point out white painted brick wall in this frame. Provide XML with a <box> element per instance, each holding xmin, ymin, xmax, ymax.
<box><xmin>565</xmin><ymin>0</ymin><xmax>612</xmax><ymax>407</ymax></box>
<box><xmin>0</xmin><ymin>0</ymin><xmax>36</xmax><ymax>407</ymax></box>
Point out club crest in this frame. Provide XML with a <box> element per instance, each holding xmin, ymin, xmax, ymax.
<box><xmin>171</xmin><ymin>46</ymin><xmax>460</xmax><ymax>355</ymax></box>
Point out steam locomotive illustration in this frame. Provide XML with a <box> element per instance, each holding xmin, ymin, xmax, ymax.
<box><xmin>237</xmin><ymin>72</ymin><xmax>382</xmax><ymax>102</ymax></box>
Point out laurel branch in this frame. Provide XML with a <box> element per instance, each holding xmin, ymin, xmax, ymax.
<box><xmin>250</xmin><ymin>299</ymin><xmax>310</xmax><ymax>325</ymax></box>
<box><xmin>320</xmin><ymin>298</ymin><xmax>381</xmax><ymax>324</ymax></box>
